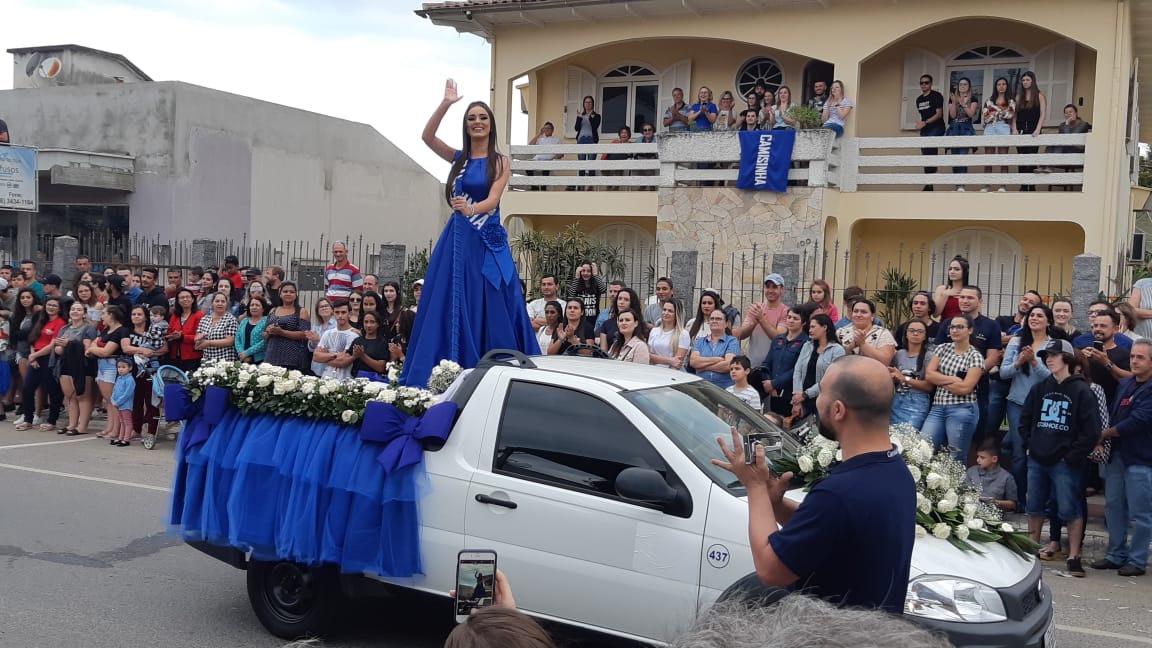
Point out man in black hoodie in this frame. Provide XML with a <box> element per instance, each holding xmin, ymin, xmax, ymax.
<box><xmin>1019</xmin><ymin>339</ymin><xmax>1101</xmax><ymax>577</ymax></box>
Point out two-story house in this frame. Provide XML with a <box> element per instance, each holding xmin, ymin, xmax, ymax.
<box><xmin>417</xmin><ymin>0</ymin><xmax>1147</xmax><ymax>318</ymax></box>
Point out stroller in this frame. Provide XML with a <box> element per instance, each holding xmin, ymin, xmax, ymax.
<box><xmin>145</xmin><ymin>365</ymin><xmax>188</xmax><ymax>450</ymax></box>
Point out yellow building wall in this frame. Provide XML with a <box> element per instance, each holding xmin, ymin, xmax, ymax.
<box><xmin>518</xmin><ymin>214</ymin><xmax>657</xmax><ymax>236</ymax></box>
<box><xmin>846</xmin><ymin>219</ymin><xmax>1085</xmax><ymax>297</ymax></box>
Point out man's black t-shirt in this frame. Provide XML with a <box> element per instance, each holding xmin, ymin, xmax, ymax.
<box><xmin>769</xmin><ymin>447</ymin><xmax>916</xmax><ymax>613</ymax></box>
<box><xmin>917</xmin><ymin>90</ymin><xmax>945</xmax><ymax>135</ymax></box>
<box><xmin>1090</xmin><ymin>344</ymin><xmax>1131</xmax><ymax>405</ymax></box>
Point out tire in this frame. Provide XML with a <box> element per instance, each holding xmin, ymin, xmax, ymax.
<box><xmin>246</xmin><ymin>559</ymin><xmax>340</xmax><ymax>639</ymax></box>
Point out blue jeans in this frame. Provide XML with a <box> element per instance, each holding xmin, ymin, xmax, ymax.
<box><xmin>1104</xmin><ymin>457</ymin><xmax>1152</xmax><ymax>569</ymax></box>
<box><xmin>985</xmin><ymin>378</ymin><xmax>1009</xmax><ymax>440</ymax></box>
<box><xmin>891</xmin><ymin>390</ymin><xmax>930</xmax><ymax>429</ymax></box>
<box><xmin>1003</xmin><ymin>400</ymin><xmax>1029</xmax><ymax>511</ymax></box>
<box><xmin>921</xmin><ymin>402</ymin><xmax>979</xmax><ymax>461</ymax></box>
<box><xmin>1026</xmin><ymin>458</ymin><xmax>1083</xmax><ymax>521</ymax></box>
<box><xmin>823</xmin><ymin>122</ymin><xmax>844</xmax><ymax>137</ymax></box>
<box><xmin>577</xmin><ymin>135</ymin><xmax>597</xmax><ymax>177</ymax></box>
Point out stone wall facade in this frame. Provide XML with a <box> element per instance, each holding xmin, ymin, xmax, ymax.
<box><xmin>656</xmin><ymin>185</ymin><xmax>824</xmax><ymax>292</ymax></box>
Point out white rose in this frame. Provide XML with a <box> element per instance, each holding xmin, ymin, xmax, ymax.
<box><xmin>378</xmin><ymin>390</ymin><xmax>397</xmax><ymax>404</ymax></box>
<box><xmin>403</xmin><ymin>398</ymin><xmax>417</xmax><ymax>408</ymax></box>
<box><xmin>301</xmin><ymin>381</ymin><xmax>315</xmax><ymax>395</ymax></box>
<box><xmin>431</xmin><ymin>366</ymin><xmax>443</xmax><ymax>376</ymax></box>
<box><xmin>797</xmin><ymin>455</ymin><xmax>815</xmax><ymax>473</ymax></box>
<box><xmin>1000</xmin><ymin>523</ymin><xmax>1014</xmax><ymax>534</ymax></box>
<box><xmin>944</xmin><ymin>489</ymin><xmax>958</xmax><ymax>503</ymax></box>
<box><xmin>256</xmin><ymin>375</ymin><xmax>273</xmax><ymax>388</ymax></box>
<box><xmin>962</xmin><ymin>503</ymin><xmax>978</xmax><ymax>518</ymax></box>
<box><xmin>932</xmin><ymin>523</ymin><xmax>951</xmax><ymax>540</ymax></box>
<box><xmin>917</xmin><ymin>441</ymin><xmax>933</xmax><ymax>463</ymax></box>
<box><xmin>908</xmin><ymin>465</ymin><xmax>922</xmax><ymax>483</ymax></box>
<box><xmin>936</xmin><ymin>498</ymin><xmax>956</xmax><ymax>514</ymax></box>
<box><xmin>319</xmin><ymin>386</ymin><xmax>331</xmax><ymax>396</ymax></box>
<box><xmin>236</xmin><ymin>374</ymin><xmax>251</xmax><ymax>386</ymax></box>
<box><xmin>915</xmin><ymin>525</ymin><xmax>928</xmax><ymax>539</ymax></box>
<box><xmin>258</xmin><ymin>363</ymin><xmax>276</xmax><ymax>375</ymax></box>
<box><xmin>362</xmin><ymin>382</ymin><xmax>386</xmax><ymax>395</ymax></box>
<box><xmin>955</xmin><ymin>524</ymin><xmax>970</xmax><ymax>541</ymax></box>
<box><xmin>341</xmin><ymin>409</ymin><xmax>357</xmax><ymax>424</ymax></box>
<box><xmin>817</xmin><ymin>448</ymin><xmax>834</xmax><ymax>468</ymax></box>
<box><xmin>246</xmin><ymin>396</ymin><xmax>254</xmax><ymax>403</ymax></box>
<box><xmin>966</xmin><ymin>518</ymin><xmax>985</xmax><ymax>530</ymax></box>
<box><xmin>916</xmin><ymin>493</ymin><xmax>932</xmax><ymax>514</ymax></box>
<box><xmin>288</xmin><ymin>370</ymin><xmax>303</xmax><ymax>380</ymax></box>
<box><xmin>926</xmin><ymin>472</ymin><xmax>945</xmax><ymax>490</ymax></box>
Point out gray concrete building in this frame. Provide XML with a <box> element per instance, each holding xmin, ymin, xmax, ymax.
<box><xmin>0</xmin><ymin>44</ymin><xmax>446</xmax><ymax>266</ymax></box>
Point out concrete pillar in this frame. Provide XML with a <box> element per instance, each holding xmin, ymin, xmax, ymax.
<box><xmin>670</xmin><ymin>250</ymin><xmax>698</xmax><ymax>318</ymax></box>
<box><xmin>52</xmin><ymin>236</ymin><xmax>79</xmax><ymax>289</ymax></box>
<box><xmin>379</xmin><ymin>244</ymin><xmax>407</xmax><ymax>284</ymax></box>
<box><xmin>190</xmin><ymin>239</ymin><xmax>219</xmax><ymax>272</ymax></box>
<box><xmin>771</xmin><ymin>253</ymin><xmax>800</xmax><ymax>304</ymax></box>
<box><xmin>1071</xmin><ymin>253</ymin><xmax>1102</xmax><ymax>332</ymax></box>
<box><xmin>15</xmin><ymin>211</ymin><xmax>33</xmax><ymax>263</ymax></box>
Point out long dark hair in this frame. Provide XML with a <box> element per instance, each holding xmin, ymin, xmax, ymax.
<box><xmin>29</xmin><ymin>296</ymin><xmax>62</xmax><ymax>344</ymax></box>
<box><xmin>690</xmin><ymin>290</ymin><xmax>724</xmax><ymax>339</ymax></box>
<box><xmin>900</xmin><ymin>319</ymin><xmax>931</xmax><ymax>374</ymax></box>
<box><xmin>991</xmin><ymin>77</ymin><xmax>1012</xmax><ymax>107</ymax></box>
<box><xmin>12</xmin><ymin>288</ymin><xmax>41</xmax><ymax>338</ymax></box>
<box><xmin>809</xmin><ymin>313</ymin><xmax>838</xmax><ymax>346</ymax></box>
<box><xmin>609</xmin><ymin>308</ymin><xmax>645</xmax><ymax>358</ymax></box>
<box><xmin>948</xmin><ymin>255</ymin><xmax>970</xmax><ymax>288</ymax></box>
<box><xmin>1015</xmin><ymin>71</ymin><xmax>1040</xmax><ymax>110</ymax></box>
<box><xmin>444</xmin><ymin>101</ymin><xmax>504</xmax><ymax>207</ymax></box>
<box><xmin>1017</xmin><ymin>304</ymin><xmax>1055</xmax><ymax>375</ymax></box>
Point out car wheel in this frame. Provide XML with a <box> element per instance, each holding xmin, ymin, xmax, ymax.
<box><xmin>246</xmin><ymin>559</ymin><xmax>339</xmax><ymax>639</ymax></box>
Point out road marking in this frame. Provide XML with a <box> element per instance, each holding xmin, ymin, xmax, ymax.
<box><xmin>1057</xmin><ymin>625</ymin><xmax>1152</xmax><ymax>645</ymax></box>
<box><xmin>0</xmin><ymin>437</ymin><xmax>97</xmax><ymax>450</ymax></box>
<box><xmin>0</xmin><ymin>462</ymin><xmax>170</xmax><ymax>493</ymax></box>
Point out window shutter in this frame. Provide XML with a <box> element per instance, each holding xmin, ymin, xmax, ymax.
<box><xmin>902</xmin><ymin>49</ymin><xmax>945</xmax><ymax>130</ymax></box>
<box><xmin>658</xmin><ymin>60</ymin><xmax>692</xmax><ymax>133</ymax></box>
<box><xmin>1033</xmin><ymin>40</ymin><xmax>1075</xmax><ymax>127</ymax></box>
<box><xmin>563</xmin><ymin>65</ymin><xmax>597</xmax><ymax>139</ymax></box>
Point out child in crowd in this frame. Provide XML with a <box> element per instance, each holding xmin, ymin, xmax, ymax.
<box><xmin>965</xmin><ymin>440</ymin><xmax>1018</xmax><ymax>512</ymax></box>
<box><xmin>185</xmin><ymin>266</ymin><xmax>204</xmax><ymax>297</ymax></box>
<box><xmin>726</xmin><ymin>355</ymin><xmax>762</xmax><ymax>411</ymax></box>
<box><xmin>134</xmin><ymin>306</ymin><xmax>170</xmax><ymax>375</ymax></box>
<box><xmin>110</xmin><ymin>357</ymin><xmax>136</xmax><ymax>447</ymax></box>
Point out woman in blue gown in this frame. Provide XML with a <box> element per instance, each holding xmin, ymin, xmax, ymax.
<box><xmin>401</xmin><ymin>79</ymin><xmax>540</xmax><ymax>387</ymax></box>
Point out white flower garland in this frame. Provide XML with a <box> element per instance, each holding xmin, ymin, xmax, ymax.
<box><xmin>775</xmin><ymin>421</ymin><xmax>1035</xmax><ymax>557</ymax></box>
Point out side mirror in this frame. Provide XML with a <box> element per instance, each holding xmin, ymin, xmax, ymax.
<box><xmin>615</xmin><ymin>467</ymin><xmax>677</xmax><ymax>505</ymax></box>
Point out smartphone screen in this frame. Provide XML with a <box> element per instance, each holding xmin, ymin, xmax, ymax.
<box><xmin>455</xmin><ymin>550</ymin><xmax>497</xmax><ymax>622</ymax></box>
<box><xmin>1092</xmin><ymin>341</ymin><xmax>1104</xmax><ymax>352</ymax></box>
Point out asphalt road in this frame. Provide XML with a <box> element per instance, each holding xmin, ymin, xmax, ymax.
<box><xmin>0</xmin><ymin>424</ymin><xmax>1148</xmax><ymax>648</ymax></box>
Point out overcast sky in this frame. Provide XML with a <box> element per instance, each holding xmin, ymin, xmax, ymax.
<box><xmin>2</xmin><ymin>0</ymin><xmax>506</xmax><ymax>180</ymax></box>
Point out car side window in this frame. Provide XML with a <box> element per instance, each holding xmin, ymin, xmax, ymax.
<box><xmin>494</xmin><ymin>381</ymin><xmax>668</xmax><ymax>498</ymax></box>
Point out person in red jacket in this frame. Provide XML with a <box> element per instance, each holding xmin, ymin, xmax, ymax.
<box><xmin>166</xmin><ymin>288</ymin><xmax>204</xmax><ymax>373</ymax></box>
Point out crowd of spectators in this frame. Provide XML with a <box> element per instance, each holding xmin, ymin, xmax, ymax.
<box><xmin>0</xmin><ymin>244</ymin><xmax>424</xmax><ymax>446</ymax></box>
<box><xmin>537</xmin><ymin>254</ymin><xmax>1151</xmax><ymax>579</ymax></box>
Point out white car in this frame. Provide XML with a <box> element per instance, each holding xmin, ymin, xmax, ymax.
<box><xmin>190</xmin><ymin>351</ymin><xmax>1054</xmax><ymax>646</ymax></box>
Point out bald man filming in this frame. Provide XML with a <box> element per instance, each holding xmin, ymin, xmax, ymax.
<box><xmin>715</xmin><ymin>355</ymin><xmax>916</xmax><ymax>613</ymax></box>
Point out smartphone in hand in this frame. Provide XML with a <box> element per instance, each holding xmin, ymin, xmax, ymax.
<box><xmin>455</xmin><ymin>549</ymin><xmax>497</xmax><ymax>623</ymax></box>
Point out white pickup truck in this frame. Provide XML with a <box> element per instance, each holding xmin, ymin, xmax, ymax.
<box><xmin>189</xmin><ymin>351</ymin><xmax>1055</xmax><ymax>647</ymax></box>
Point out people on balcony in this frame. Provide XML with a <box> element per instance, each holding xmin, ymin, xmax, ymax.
<box><xmin>932</xmin><ymin>254</ymin><xmax>968</xmax><ymax>320</ymax></box>
<box><xmin>759</xmin><ymin>89</ymin><xmax>776</xmax><ymax>128</ymax></box>
<box><xmin>526</xmin><ymin>122</ymin><xmax>561</xmax><ymax>191</ymax></box>
<box><xmin>915</xmin><ymin>74</ymin><xmax>946</xmax><ymax>191</ymax></box>
<box><xmin>574</xmin><ymin>95</ymin><xmax>600</xmax><ymax>189</ymax></box>
<box><xmin>981</xmin><ymin>77</ymin><xmax>1016</xmax><ymax>192</ymax></box>
<box><xmin>663</xmin><ymin>87</ymin><xmax>691</xmax><ymax>133</ymax></box>
<box><xmin>820</xmin><ymin>80</ymin><xmax>853</xmax><ymax>138</ymax></box>
<box><xmin>601</xmin><ymin>125</ymin><xmax>634</xmax><ymax>190</ymax></box>
<box><xmin>1052</xmin><ymin>104</ymin><xmax>1090</xmax><ymax>190</ymax></box>
<box><xmin>744</xmin><ymin>91</ymin><xmax>765</xmax><ymax>129</ymax></box>
<box><xmin>946</xmin><ymin>77</ymin><xmax>979</xmax><ymax>191</ymax></box>
<box><xmin>737</xmin><ymin>109</ymin><xmax>760</xmax><ymax>131</ymax></box>
<box><xmin>808</xmin><ymin>79</ymin><xmax>829</xmax><ymax>112</ymax></box>
<box><xmin>772</xmin><ymin>85</ymin><xmax>797</xmax><ymax>130</ymax></box>
<box><xmin>715</xmin><ymin>90</ymin><xmax>738</xmax><ymax>131</ymax></box>
<box><xmin>1014</xmin><ymin>71</ymin><xmax>1048</xmax><ymax>191</ymax></box>
<box><xmin>688</xmin><ymin>86</ymin><xmax>718</xmax><ymax>131</ymax></box>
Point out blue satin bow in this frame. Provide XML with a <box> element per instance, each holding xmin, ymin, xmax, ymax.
<box><xmin>360</xmin><ymin>400</ymin><xmax>459</xmax><ymax>474</ymax></box>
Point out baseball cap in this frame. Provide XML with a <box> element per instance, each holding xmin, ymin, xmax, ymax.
<box><xmin>1036</xmin><ymin>339</ymin><xmax>1074</xmax><ymax>359</ymax></box>
<box><xmin>106</xmin><ymin>275</ymin><xmax>126</xmax><ymax>290</ymax></box>
<box><xmin>763</xmin><ymin>273</ymin><xmax>785</xmax><ymax>286</ymax></box>
<box><xmin>44</xmin><ymin>273</ymin><xmax>62</xmax><ymax>287</ymax></box>
<box><xmin>413</xmin><ymin>278</ymin><xmax>425</xmax><ymax>287</ymax></box>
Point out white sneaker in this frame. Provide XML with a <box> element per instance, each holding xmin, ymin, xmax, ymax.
<box><xmin>956</xmin><ymin>187</ymin><xmax>966</xmax><ymax>192</ymax></box>
<box><xmin>997</xmin><ymin>186</ymin><xmax>1007</xmax><ymax>192</ymax></box>
<box><xmin>980</xmin><ymin>186</ymin><xmax>989</xmax><ymax>192</ymax></box>
<box><xmin>32</xmin><ymin>415</ymin><xmax>43</xmax><ymax>426</ymax></box>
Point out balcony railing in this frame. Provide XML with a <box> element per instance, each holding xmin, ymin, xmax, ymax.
<box><xmin>834</xmin><ymin>134</ymin><xmax>1088</xmax><ymax>191</ymax></box>
<box><xmin>508</xmin><ymin>132</ymin><xmax>1087</xmax><ymax>192</ymax></box>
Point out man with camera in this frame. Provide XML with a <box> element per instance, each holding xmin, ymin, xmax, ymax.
<box><xmin>713</xmin><ymin>355</ymin><xmax>916</xmax><ymax>613</ymax></box>
<box><xmin>1080</xmin><ymin>307</ymin><xmax>1132</xmax><ymax>405</ymax></box>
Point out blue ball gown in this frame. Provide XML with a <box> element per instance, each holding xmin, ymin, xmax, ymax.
<box><xmin>400</xmin><ymin>153</ymin><xmax>540</xmax><ymax>387</ymax></box>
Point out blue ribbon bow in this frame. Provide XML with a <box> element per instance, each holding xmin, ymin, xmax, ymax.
<box><xmin>360</xmin><ymin>400</ymin><xmax>459</xmax><ymax>474</ymax></box>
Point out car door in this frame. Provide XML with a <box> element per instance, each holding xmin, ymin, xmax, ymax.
<box><xmin>464</xmin><ymin>376</ymin><xmax>709</xmax><ymax>643</ymax></box>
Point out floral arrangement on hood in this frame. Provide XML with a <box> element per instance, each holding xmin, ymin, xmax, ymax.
<box><xmin>773</xmin><ymin>421</ymin><xmax>1039</xmax><ymax>558</ymax></box>
<box><xmin>186</xmin><ymin>359</ymin><xmax>463</xmax><ymax>425</ymax></box>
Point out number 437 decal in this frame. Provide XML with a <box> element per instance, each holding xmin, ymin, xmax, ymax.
<box><xmin>706</xmin><ymin>544</ymin><xmax>730</xmax><ymax>568</ymax></box>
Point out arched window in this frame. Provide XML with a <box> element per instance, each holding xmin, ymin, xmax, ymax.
<box><xmin>736</xmin><ymin>57</ymin><xmax>784</xmax><ymax>99</ymax></box>
<box><xmin>599</xmin><ymin>64</ymin><xmax>659</xmax><ymax>136</ymax></box>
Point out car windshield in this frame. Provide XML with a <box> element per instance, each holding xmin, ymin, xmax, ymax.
<box><xmin>624</xmin><ymin>381</ymin><xmax>797</xmax><ymax>494</ymax></box>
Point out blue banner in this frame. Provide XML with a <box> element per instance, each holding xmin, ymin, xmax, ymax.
<box><xmin>736</xmin><ymin>130</ymin><xmax>796</xmax><ymax>192</ymax></box>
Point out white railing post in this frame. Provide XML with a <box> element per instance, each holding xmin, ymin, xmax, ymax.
<box><xmin>839</xmin><ymin>138</ymin><xmax>860</xmax><ymax>192</ymax></box>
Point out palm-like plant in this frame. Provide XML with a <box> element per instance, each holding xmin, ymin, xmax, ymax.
<box><xmin>511</xmin><ymin>223</ymin><xmax>626</xmax><ymax>299</ymax></box>
<box><xmin>872</xmin><ymin>267</ymin><xmax>919</xmax><ymax>327</ymax></box>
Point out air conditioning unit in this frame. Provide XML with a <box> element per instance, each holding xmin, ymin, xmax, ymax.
<box><xmin>1131</xmin><ymin>231</ymin><xmax>1148</xmax><ymax>262</ymax></box>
